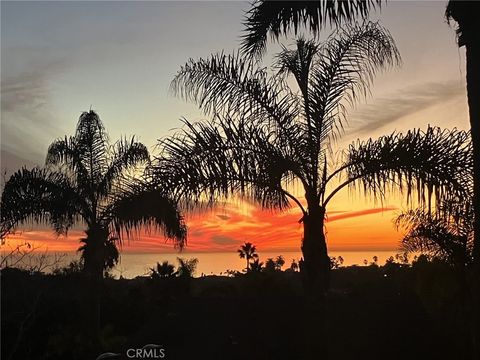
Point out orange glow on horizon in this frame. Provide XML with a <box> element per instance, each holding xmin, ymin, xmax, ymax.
<box><xmin>2</xmin><ymin>203</ymin><xmax>402</xmax><ymax>254</ymax></box>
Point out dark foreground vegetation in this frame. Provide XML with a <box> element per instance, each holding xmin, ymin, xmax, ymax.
<box><xmin>2</xmin><ymin>257</ymin><xmax>473</xmax><ymax>360</ymax></box>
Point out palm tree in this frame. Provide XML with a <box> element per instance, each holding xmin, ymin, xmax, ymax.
<box><xmin>0</xmin><ymin>110</ymin><xmax>186</xmax><ymax>280</ymax></box>
<box><xmin>242</xmin><ymin>1</ymin><xmax>480</xmax><ymax>355</ymax></box>
<box><xmin>250</xmin><ymin>258</ymin><xmax>264</xmax><ymax>273</ymax></box>
<box><xmin>155</xmin><ymin>23</ymin><xmax>471</xmax><ymax>295</ymax></box>
<box><xmin>151</xmin><ymin>260</ymin><xmax>177</xmax><ymax>279</ymax></box>
<box><xmin>242</xmin><ymin>0</ymin><xmax>383</xmax><ymax>57</ymax></box>
<box><xmin>176</xmin><ymin>257</ymin><xmax>199</xmax><ymax>278</ymax></box>
<box><xmin>237</xmin><ymin>242</ymin><xmax>259</xmax><ymax>272</ymax></box>
<box><xmin>446</xmin><ymin>3</ymin><xmax>480</xmax><ymax>357</ymax></box>
<box><xmin>397</xmin><ymin>198</ymin><xmax>473</xmax><ymax>269</ymax></box>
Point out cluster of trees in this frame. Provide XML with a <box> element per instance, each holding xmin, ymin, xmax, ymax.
<box><xmin>237</xmin><ymin>242</ymin><xmax>291</xmax><ymax>273</ymax></box>
<box><xmin>149</xmin><ymin>258</ymin><xmax>199</xmax><ymax>279</ymax></box>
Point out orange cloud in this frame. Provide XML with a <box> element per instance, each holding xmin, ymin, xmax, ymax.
<box><xmin>1</xmin><ymin>204</ymin><xmax>400</xmax><ymax>254</ymax></box>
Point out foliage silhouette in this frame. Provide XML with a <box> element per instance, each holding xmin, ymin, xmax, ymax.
<box><xmin>242</xmin><ymin>0</ymin><xmax>383</xmax><ymax>57</ymax></box>
<box><xmin>0</xmin><ymin>110</ymin><xmax>186</xmax><ymax>279</ymax></box>
<box><xmin>176</xmin><ymin>257</ymin><xmax>199</xmax><ymax>278</ymax></box>
<box><xmin>155</xmin><ymin>23</ymin><xmax>471</xmax><ymax>296</ymax></box>
<box><xmin>237</xmin><ymin>242</ymin><xmax>259</xmax><ymax>272</ymax></box>
<box><xmin>397</xmin><ymin>196</ymin><xmax>473</xmax><ymax>269</ymax></box>
<box><xmin>446</xmin><ymin>2</ymin><xmax>480</xmax><ymax>357</ymax></box>
<box><xmin>150</xmin><ymin>260</ymin><xmax>177</xmax><ymax>279</ymax></box>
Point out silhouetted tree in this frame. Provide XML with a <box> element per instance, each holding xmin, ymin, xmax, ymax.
<box><xmin>397</xmin><ymin>196</ymin><xmax>473</xmax><ymax>270</ymax></box>
<box><xmin>242</xmin><ymin>0</ymin><xmax>382</xmax><ymax>57</ymax></box>
<box><xmin>264</xmin><ymin>258</ymin><xmax>277</xmax><ymax>273</ymax></box>
<box><xmin>0</xmin><ymin>111</ymin><xmax>186</xmax><ymax>280</ymax></box>
<box><xmin>446</xmin><ymin>3</ymin><xmax>480</xmax><ymax>356</ymax></box>
<box><xmin>275</xmin><ymin>255</ymin><xmax>285</xmax><ymax>270</ymax></box>
<box><xmin>157</xmin><ymin>23</ymin><xmax>471</xmax><ymax>295</ymax></box>
<box><xmin>250</xmin><ymin>258</ymin><xmax>264</xmax><ymax>273</ymax></box>
<box><xmin>237</xmin><ymin>242</ymin><xmax>259</xmax><ymax>272</ymax></box>
<box><xmin>151</xmin><ymin>261</ymin><xmax>177</xmax><ymax>279</ymax></box>
<box><xmin>176</xmin><ymin>257</ymin><xmax>199</xmax><ymax>278</ymax></box>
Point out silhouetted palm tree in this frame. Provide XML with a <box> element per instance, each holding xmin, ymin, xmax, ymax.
<box><xmin>237</xmin><ymin>242</ymin><xmax>259</xmax><ymax>271</ymax></box>
<box><xmin>156</xmin><ymin>23</ymin><xmax>471</xmax><ymax>295</ymax></box>
<box><xmin>446</xmin><ymin>3</ymin><xmax>480</xmax><ymax>356</ymax></box>
<box><xmin>397</xmin><ymin>197</ymin><xmax>473</xmax><ymax>269</ymax></box>
<box><xmin>151</xmin><ymin>260</ymin><xmax>177</xmax><ymax>279</ymax></box>
<box><xmin>0</xmin><ymin>111</ymin><xmax>186</xmax><ymax>279</ymax></box>
<box><xmin>250</xmin><ymin>258</ymin><xmax>264</xmax><ymax>273</ymax></box>
<box><xmin>242</xmin><ymin>0</ymin><xmax>382</xmax><ymax>57</ymax></box>
<box><xmin>176</xmin><ymin>257</ymin><xmax>199</xmax><ymax>278</ymax></box>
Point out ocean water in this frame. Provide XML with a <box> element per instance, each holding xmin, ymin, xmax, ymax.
<box><xmin>43</xmin><ymin>250</ymin><xmax>402</xmax><ymax>278</ymax></box>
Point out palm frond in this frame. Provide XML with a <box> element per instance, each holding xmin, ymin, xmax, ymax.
<box><xmin>109</xmin><ymin>184</ymin><xmax>187</xmax><ymax>249</ymax></box>
<box><xmin>171</xmin><ymin>51</ymin><xmax>299</xmax><ymax>134</ymax></box>
<box><xmin>74</xmin><ymin>110</ymin><xmax>110</xmax><ymax>184</ymax></box>
<box><xmin>396</xmin><ymin>207</ymin><xmax>473</xmax><ymax>265</ymax></box>
<box><xmin>241</xmin><ymin>0</ymin><xmax>383</xmax><ymax>58</ymax></box>
<box><xmin>153</xmin><ymin>117</ymin><xmax>302</xmax><ymax>211</ymax></box>
<box><xmin>46</xmin><ymin>136</ymin><xmax>90</xmax><ymax>187</ymax></box>
<box><xmin>0</xmin><ymin>167</ymin><xmax>85</xmax><ymax>235</ymax></box>
<box><xmin>308</xmin><ymin>22</ymin><xmax>400</xmax><ymax>144</ymax></box>
<box><xmin>98</xmin><ymin>137</ymin><xmax>150</xmax><ymax>198</ymax></box>
<box><xmin>336</xmin><ymin>127</ymin><xmax>472</xmax><ymax>208</ymax></box>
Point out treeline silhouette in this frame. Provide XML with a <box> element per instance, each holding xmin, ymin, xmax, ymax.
<box><xmin>1</xmin><ymin>253</ymin><xmax>472</xmax><ymax>360</ymax></box>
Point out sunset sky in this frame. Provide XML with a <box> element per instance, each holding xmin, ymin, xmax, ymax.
<box><xmin>1</xmin><ymin>1</ymin><xmax>470</xmax><ymax>254</ymax></box>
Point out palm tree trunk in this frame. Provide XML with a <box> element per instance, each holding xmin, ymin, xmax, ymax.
<box><xmin>81</xmin><ymin>225</ymin><xmax>107</xmax><ymax>350</ymax></box>
<box><xmin>82</xmin><ymin>226</ymin><xmax>107</xmax><ymax>280</ymax></box>
<box><xmin>301</xmin><ymin>205</ymin><xmax>330</xmax><ymax>294</ymax></box>
<box><xmin>465</xmin><ymin>38</ymin><xmax>480</xmax><ymax>360</ymax></box>
<box><xmin>300</xmin><ymin>203</ymin><xmax>330</xmax><ymax>359</ymax></box>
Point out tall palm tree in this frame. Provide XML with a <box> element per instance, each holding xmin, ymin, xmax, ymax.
<box><xmin>237</xmin><ymin>242</ymin><xmax>259</xmax><ymax>272</ymax></box>
<box><xmin>242</xmin><ymin>0</ymin><xmax>383</xmax><ymax>57</ymax></box>
<box><xmin>154</xmin><ymin>23</ymin><xmax>472</xmax><ymax>295</ymax></box>
<box><xmin>446</xmin><ymin>3</ymin><xmax>480</xmax><ymax>357</ymax></box>
<box><xmin>0</xmin><ymin>110</ymin><xmax>186</xmax><ymax>279</ymax></box>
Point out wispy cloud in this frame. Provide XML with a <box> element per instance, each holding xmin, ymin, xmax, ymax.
<box><xmin>1</xmin><ymin>50</ymin><xmax>67</xmax><ymax>171</ymax></box>
<box><xmin>350</xmin><ymin>80</ymin><xmax>465</xmax><ymax>135</ymax></box>
<box><xmin>327</xmin><ymin>206</ymin><xmax>397</xmax><ymax>222</ymax></box>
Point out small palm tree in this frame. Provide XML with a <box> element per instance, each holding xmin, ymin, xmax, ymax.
<box><xmin>155</xmin><ymin>23</ymin><xmax>471</xmax><ymax>294</ymax></box>
<box><xmin>0</xmin><ymin>111</ymin><xmax>186</xmax><ymax>279</ymax></box>
<box><xmin>250</xmin><ymin>258</ymin><xmax>264</xmax><ymax>273</ymax></box>
<box><xmin>237</xmin><ymin>242</ymin><xmax>259</xmax><ymax>272</ymax></box>
<box><xmin>151</xmin><ymin>260</ymin><xmax>177</xmax><ymax>279</ymax></box>
<box><xmin>176</xmin><ymin>257</ymin><xmax>199</xmax><ymax>278</ymax></box>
